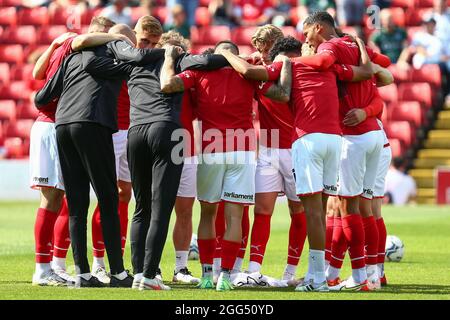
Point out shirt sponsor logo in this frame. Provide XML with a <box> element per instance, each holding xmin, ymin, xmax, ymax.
<box><xmin>324</xmin><ymin>184</ymin><xmax>337</xmax><ymax>192</ymax></box>
<box><xmin>33</xmin><ymin>177</ymin><xmax>49</xmax><ymax>184</ymax></box>
<box><xmin>223</xmin><ymin>192</ymin><xmax>254</xmax><ymax>201</ymax></box>
<box><xmin>363</xmin><ymin>188</ymin><xmax>374</xmax><ymax>196</ymax></box>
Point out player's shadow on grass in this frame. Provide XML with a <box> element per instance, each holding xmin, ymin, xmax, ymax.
<box><xmin>376</xmin><ymin>284</ymin><xmax>450</xmax><ymax>295</ymax></box>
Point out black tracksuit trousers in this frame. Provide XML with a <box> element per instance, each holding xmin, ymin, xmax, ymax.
<box><xmin>128</xmin><ymin>121</ymin><xmax>183</xmax><ymax>279</ymax></box>
<box><xmin>56</xmin><ymin>122</ymin><xmax>124</xmax><ymax>275</ymax></box>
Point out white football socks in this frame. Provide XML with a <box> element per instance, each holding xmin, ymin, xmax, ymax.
<box><xmin>35</xmin><ymin>263</ymin><xmax>51</xmax><ymax>276</ymax></box>
<box><xmin>175</xmin><ymin>250</ymin><xmax>189</xmax><ymax>273</ymax></box>
<box><xmin>310</xmin><ymin>249</ymin><xmax>326</xmax><ymax>284</ymax></box>
<box><xmin>247</xmin><ymin>261</ymin><xmax>261</xmax><ymax>273</ymax></box>
<box><xmin>51</xmin><ymin>257</ymin><xmax>66</xmax><ymax>271</ymax></box>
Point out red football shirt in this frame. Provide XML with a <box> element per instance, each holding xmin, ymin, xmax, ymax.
<box><xmin>178</xmin><ymin>66</ymin><xmax>273</xmax><ymax>153</ymax></box>
<box><xmin>36</xmin><ymin>36</ymin><xmax>75</xmax><ymax>123</ymax></box>
<box><xmin>255</xmin><ymin>87</ymin><xmax>294</xmax><ymax>149</ymax></box>
<box><xmin>180</xmin><ymin>90</ymin><xmax>196</xmax><ymax>157</ymax></box>
<box><xmin>117</xmin><ymin>81</ymin><xmax>130</xmax><ymax>130</ymax></box>
<box><xmin>317</xmin><ymin>36</ymin><xmax>382</xmax><ymax>135</ymax></box>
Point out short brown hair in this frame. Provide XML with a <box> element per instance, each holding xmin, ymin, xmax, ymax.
<box><xmin>89</xmin><ymin>16</ymin><xmax>116</xmax><ymax>32</ymax></box>
<box><xmin>136</xmin><ymin>15</ymin><xmax>164</xmax><ymax>36</ymax></box>
<box><xmin>157</xmin><ymin>30</ymin><xmax>189</xmax><ymax>51</ymax></box>
<box><xmin>251</xmin><ymin>24</ymin><xmax>284</xmax><ymax>48</ymax></box>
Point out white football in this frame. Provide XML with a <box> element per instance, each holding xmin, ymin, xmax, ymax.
<box><xmin>188</xmin><ymin>233</ymin><xmax>199</xmax><ymax>260</ymax></box>
<box><xmin>385</xmin><ymin>235</ymin><xmax>404</xmax><ymax>262</ymax></box>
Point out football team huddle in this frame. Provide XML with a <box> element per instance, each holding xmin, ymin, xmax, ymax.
<box><xmin>30</xmin><ymin>10</ymin><xmax>394</xmax><ymax>292</ymax></box>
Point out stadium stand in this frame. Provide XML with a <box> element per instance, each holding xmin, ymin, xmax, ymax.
<box><xmin>0</xmin><ymin>0</ymin><xmax>448</xmax><ymax>203</ymax></box>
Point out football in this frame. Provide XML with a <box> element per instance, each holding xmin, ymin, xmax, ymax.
<box><xmin>188</xmin><ymin>233</ymin><xmax>199</xmax><ymax>260</ymax></box>
<box><xmin>385</xmin><ymin>235</ymin><xmax>405</xmax><ymax>262</ymax></box>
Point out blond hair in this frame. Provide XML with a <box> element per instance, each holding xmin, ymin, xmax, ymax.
<box><xmin>89</xmin><ymin>16</ymin><xmax>116</xmax><ymax>33</ymax></box>
<box><xmin>135</xmin><ymin>15</ymin><xmax>164</xmax><ymax>36</ymax></box>
<box><xmin>157</xmin><ymin>30</ymin><xmax>189</xmax><ymax>51</ymax></box>
<box><xmin>251</xmin><ymin>24</ymin><xmax>284</xmax><ymax>48</ymax></box>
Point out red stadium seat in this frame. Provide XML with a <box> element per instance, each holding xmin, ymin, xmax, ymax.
<box><xmin>388</xmin><ymin>101</ymin><xmax>423</xmax><ymax>128</ymax></box>
<box><xmin>190</xmin><ymin>45</ymin><xmax>215</xmax><ymax>54</ymax></box>
<box><xmin>130</xmin><ymin>7</ymin><xmax>147</xmax><ymax>24</ymax></box>
<box><xmin>38</xmin><ymin>26</ymin><xmax>70</xmax><ymax>45</ymax></box>
<box><xmin>0</xmin><ymin>81</ymin><xmax>31</xmax><ymax>100</ymax></box>
<box><xmin>390</xmin><ymin>0</ymin><xmax>415</xmax><ymax>8</ymax></box>
<box><xmin>387</xmin><ymin>64</ymin><xmax>411</xmax><ymax>82</ymax></box>
<box><xmin>17</xmin><ymin>7</ymin><xmax>49</xmax><ymax>26</ymax></box>
<box><xmin>3</xmin><ymin>137</ymin><xmax>24</xmax><ymax>159</ymax></box>
<box><xmin>232</xmin><ymin>26</ymin><xmax>259</xmax><ymax>45</ymax></box>
<box><xmin>398</xmin><ymin>82</ymin><xmax>433</xmax><ymax>108</ymax></box>
<box><xmin>0</xmin><ymin>121</ymin><xmax>3</xmax><ymax>145</ymax></box>
<box><xmin>17</xmin><ymin>101</ymin><xmax>39</xmax><ymax>120</ymax></box>
<box><xmin>1</xmin><ymin>0</ymin><xmax>22</xmax><ymax>6</ymax></box>
<box><xmin>2</xmin><ymin>26</ymin><xmax>37</xmax><ymax>46</ymax></box>
<box><xmin>0</xmin><ymin>45</ymin><xmax>23</xmax><ymax>64</ymax></box>
<box><xmin>5</xmin><ymin>119</ymin><xmax>34</xmax><ymax>139</ymax></box>
<box><xmin>50</xmin><ymin>7</ymin><xmax>83</xmax><ymax>27</ymax></box>
<box><xmin>388</xmin><ymin>138</ymin><xmax>403</xmax><ymax>157</ymax></box>
<box><xmin>153</xmin><ymin>6</ymin><xmax>168</xmax><ymax>24</ymax></box>
<box><xmin>195</xmin><ymin>7</ymin><xmax>211</xmax><ymax>26</ymax></box>
<box><xmin>281</xmin><ymin>26</ymin><xmax>298</xmax><ymax>38</ymax></box>
<box><xmin>0</xmin><ymin>100</ymin><xmax>16</xmax><ymax>122</ymax></box>
<box><xmin>0</xmin><ymin>7</ymin><xmax>16</xmax><ymax>26</ymax></box>
<box><xmin>416</xmin><ymin>0</ymin><xmax>434</xmax><ymax>7</ymax></box>
<box><xmin>378</xmin><ymin>83</ymin><xmax>399</xmax><ymax>103</ymax></box>
<box><xmin>385</xmin><ymin>121</ymin><xmax>414</xmax><ymax>146</ymax></box>
<box><xmin>406</xmin><ymin>8</ymin><xmax>433</xmax><ymax>26</ymax></box>
<box><xmin>410</xmin><ymin>64</ymin><xmax>442</xmax><ymax>88</ymax></box>
<box><xmin>0</xmin><ymin>62</ymin><xmax>9</xmax><ymax>85</ymax></box>
<box><xmin>238</xmin><ymin>45</ymin><xmax>254</xmax><ymax>56</ymax></box>
<box><xmin>11</xmin><ymin>64</ymin><xmax>34</xmax><ymax>81</ymax></box>
<box><xmin>191</xmin><ymin>26</ymin><xmax>231</xmax><ymax>45</ymax></box>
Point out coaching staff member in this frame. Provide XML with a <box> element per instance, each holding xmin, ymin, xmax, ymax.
<box><xmin>84</xmin><ymin>25</ymin><xmax>230</xmax><ymax>290</ymax></box>
<box><xmin>34</xmin><ymin>39</ymin><xmax>135</xmax><ymax>288</ymax></box>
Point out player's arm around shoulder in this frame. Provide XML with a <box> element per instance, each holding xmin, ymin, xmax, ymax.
<box><xmin>160</xmin><ymin>45</ymin><xmax>186</xmax><ymax>93</ymax></box>
<box><xmin>263</xmin><ymin>55</ymin><xmax>292</xmax><ymax>103</ymax></box>
<box><xmin>219</xmin><ymin>49</ymin><xmax>270</xmax><ymax>81</ymax></box>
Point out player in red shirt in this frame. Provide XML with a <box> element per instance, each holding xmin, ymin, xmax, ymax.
<box><xmin>160</xmin><ymin>40</ymin><xmax>290</xmax><ymax>291</ymax></box>
<box><xmin>230</xmin><ymin>25</ymin><xmax>308</xmax><ymax>284</ymax></box>
<box><xmin>30</xmin><ymin>16</ymin><xmax>128</xmax><ymax>286</ymax></box>
<box><xmin>223</xmin><ymin>34</ymin><xmax>383</xmax><ymax>291</ymax></box>
<box><xmin>298</xmin><ymin>11</ymin><xmax>391</xmax><ymax>290</ymax></box>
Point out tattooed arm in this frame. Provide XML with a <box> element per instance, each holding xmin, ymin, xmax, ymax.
<box><xmin>263</xmin><ymin>55</ymin><xmax>292</xmax><ymax>103</ymax></box>
<box><xmin>160</xmin><ymin>45</ymin><xmax>186</xmax><ymax>93</ymax></box>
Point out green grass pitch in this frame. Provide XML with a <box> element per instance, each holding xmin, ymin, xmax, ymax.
<box><xmin>0</xmin><ymin>201</ymin><xmax>449</xmax><ymax>300</ymax></box>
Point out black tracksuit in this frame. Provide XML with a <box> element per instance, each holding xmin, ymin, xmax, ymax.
<box><xmin>93</xmin><ymin>42</ymin><xmax>229</xmax><ymax>278</ymax></box>
<box><xmin>34</xmin><ymin>51</ymin><xmax>133</xmax><ymax>275</ymax></box>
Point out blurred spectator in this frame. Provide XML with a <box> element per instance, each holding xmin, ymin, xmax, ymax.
<box><xmin>209</xmin><ymin>0</ymin><xmax>240</xmax><ymax>27</ymax></box>
<box><xmin>101</xmin><ymin>0</ymin><xmax>133</xmax><ymax>26</ymax></box>
<box><xmin>398</xmin><ymin>17</ymin><xmax>446</xmax><ymax>70</ymax></box>
<box><xmin>23</xmin><ymin>0</ymin><xmax>51</xmax><ymax>7</ymax></box>
<box><xmin>373</xmin><ymin>0</ymin><xmax>391</xmax><ymax>10</ymax></box>
<box><xmin>164</xmin><ymin>4</ymin><xmax>190</xmax><ymax>39</ymax></box>
<box><xmin>233</xmin><ymin>0</ymin><xmax>275</xmax><ymax>26</ymax></box>
<box><xmin>385</xmin><ymin>157</ymin><xmax>417</xmax><ymax>205</ymax></box>
<box><xmin>369</xmin><ymin>9</ymin><xmax>407</xmax><ymax>63</ymax></box>
<box><xmin>138</xmin><ymin>0</ymin><xmax>157</xmax><ymax>17</ymax></box>
<box><xmin>166</xmin><ymin>0</ymin><xmax>198</xmax><ymax>27</ymax></box>
<box><xmin>296</xmin><ymin>0</ymin><xmax>336</xmax><ymax>32</ymax></box>
<box><xmin>431</xmin><ymin>0</ymin><xmax>450</xmax><ymax>46</ymax></box>
<box><xmin>271</xmin><ymin>0</ymin><xmax>292</xmax><ymax>27</ymax></box>
<box><xmin>335</xmin><ymin>0</ymin><xmax>365</xmax><ymax>26</ymax></box>
<box><xmin>300</xmin><ymin>0</ymin><xmax>336</xmax><ymax>13</ymax></box>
